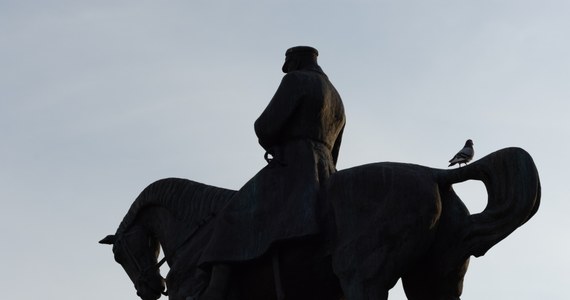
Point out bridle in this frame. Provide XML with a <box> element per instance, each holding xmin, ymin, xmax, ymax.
<box><xmin>116</xmin><ymin>229</ymin><xmax>168</xmax><ymax>297</ymax></box>
<box><xmin>117</xmin><ymin>212</ymin><xmax>217</xmax><ymax>298</ymax></box>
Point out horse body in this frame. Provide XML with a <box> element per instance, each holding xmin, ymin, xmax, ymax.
<box><xmin>329</xmin><ymin>163</ymin><xmax>470</xmax><ymax>300</ymax></box>
<box><xmin>101</xmin><ymin>148</ymin><xmax>540</xmax><ymax>300</ymax></box>
<box><xmin>328</xmin><ymin>148</ymin><xmax>540</xmax><ymax>300</ymax></box>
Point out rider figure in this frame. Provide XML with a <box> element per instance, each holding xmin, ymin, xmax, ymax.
<box><xmin>199</xmin><ymin>46</ymin><xmax>346</xmax><ymax>300</ymax></box>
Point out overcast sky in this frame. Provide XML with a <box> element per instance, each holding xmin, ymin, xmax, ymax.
<box><xmin>1</xmin><ymin>1</ymin><xmax>568</xmax><ymax>299</ymax></box>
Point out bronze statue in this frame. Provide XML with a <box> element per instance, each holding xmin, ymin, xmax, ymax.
<box><xmin>100</xmin><ymin>47</ymin><xmax>541</xmax><ymax>300</ymax></box>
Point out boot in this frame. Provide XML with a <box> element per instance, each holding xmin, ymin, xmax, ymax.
<box><xmin>200</xmin><ymin>264</ymin><xmax>231</xmax><ymax>300</ymax></box>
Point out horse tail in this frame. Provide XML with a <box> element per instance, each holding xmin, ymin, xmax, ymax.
<box><xmin>439</xmin><ymin>147</ymin><xmax>541</xmax><ymax>261</ymax></box>
<box><xmin>117</xmin><ymin>178</ymin><xmax>237</xmax><ymax>235</ymax></box>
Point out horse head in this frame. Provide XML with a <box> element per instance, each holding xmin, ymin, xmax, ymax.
<box><xmin>100</xmin><ymin>225</ymin><xmax>166</xmax><ymax>300</ymax></box>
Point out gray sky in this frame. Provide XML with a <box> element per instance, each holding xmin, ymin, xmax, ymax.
<box><xmin>1</xmin><ymin>1</ymin><xmax>568</xmax><ymax>299</ymax></box>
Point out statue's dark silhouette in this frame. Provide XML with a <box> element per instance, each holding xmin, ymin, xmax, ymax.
<box><xmin>100</xmin><ymin>47</ymin><xmax>541</xmax><ymax>300</ymax></box>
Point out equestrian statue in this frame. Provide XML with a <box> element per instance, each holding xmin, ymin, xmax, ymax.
<box><xmin>100</xmin><ymin>46</ymin><xmax>541</xmax><ymax>300</ymax></box>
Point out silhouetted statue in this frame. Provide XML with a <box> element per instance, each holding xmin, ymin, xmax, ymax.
<box><xmin>100</xmin><ymin>47</ymin><xmax>540</xmax><ymax>300</ymax></box>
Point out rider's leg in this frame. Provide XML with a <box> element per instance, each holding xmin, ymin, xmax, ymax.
<box><xmin>200</xmin><ymin>264</ymin><xmax>232</xmax><ymax>300</ymax></box>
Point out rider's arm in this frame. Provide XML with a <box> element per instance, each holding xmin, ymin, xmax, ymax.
<box><xmin>254</xmin><ymin>73</ymin><xmax>303</xmax><ymax>150</ymax></box>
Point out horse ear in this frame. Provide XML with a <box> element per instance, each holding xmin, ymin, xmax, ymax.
<box><xmin>99</xmin><ymin>235</ymin><xmax>116</xmax><ymax>245</ymax></box>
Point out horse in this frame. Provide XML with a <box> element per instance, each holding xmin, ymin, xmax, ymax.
<box><xmin>100</xmin><ymin>147</ymin><xmax>540</xmax><ymax>300</ymax></box>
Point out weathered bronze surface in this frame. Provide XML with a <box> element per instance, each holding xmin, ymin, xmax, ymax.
<box><xmin>100</xmin><ymin>47</ymin><xmax>540</xmax><ymax>300</ymax></box>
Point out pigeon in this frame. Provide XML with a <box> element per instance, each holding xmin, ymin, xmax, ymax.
<box><xmin>448</xmin><ymin>139</ymin><xmax>474</xmax><ymax>167</ymax></box>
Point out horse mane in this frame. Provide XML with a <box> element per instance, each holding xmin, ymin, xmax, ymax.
<box><xmin>116</xmin><ymin>178</ymin><xmax>236</xmax><ymax>235</ymax></box>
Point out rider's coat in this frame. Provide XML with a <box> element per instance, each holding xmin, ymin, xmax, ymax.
<box><xmin>199</xmin><ymin>65</ymin><xmax>345</xmax><ymax>264</ymax></box>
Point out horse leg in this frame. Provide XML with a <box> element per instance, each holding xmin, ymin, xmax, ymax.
<box><xmin>402</xmin><ymin>258</ymin><xmax>469</xmax><ymax>300</ymax></box>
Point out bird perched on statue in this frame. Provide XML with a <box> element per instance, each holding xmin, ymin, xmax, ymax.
<box><xmin>448</xmin><ymin>139</ymin><xmax>474</xmax><ymax>167</ymax></box>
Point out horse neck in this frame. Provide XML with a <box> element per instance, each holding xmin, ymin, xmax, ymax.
<box><xmin>137</xmin><ymin>206</ymin><xmax>188</xmax><ymax>260</ymax></box>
